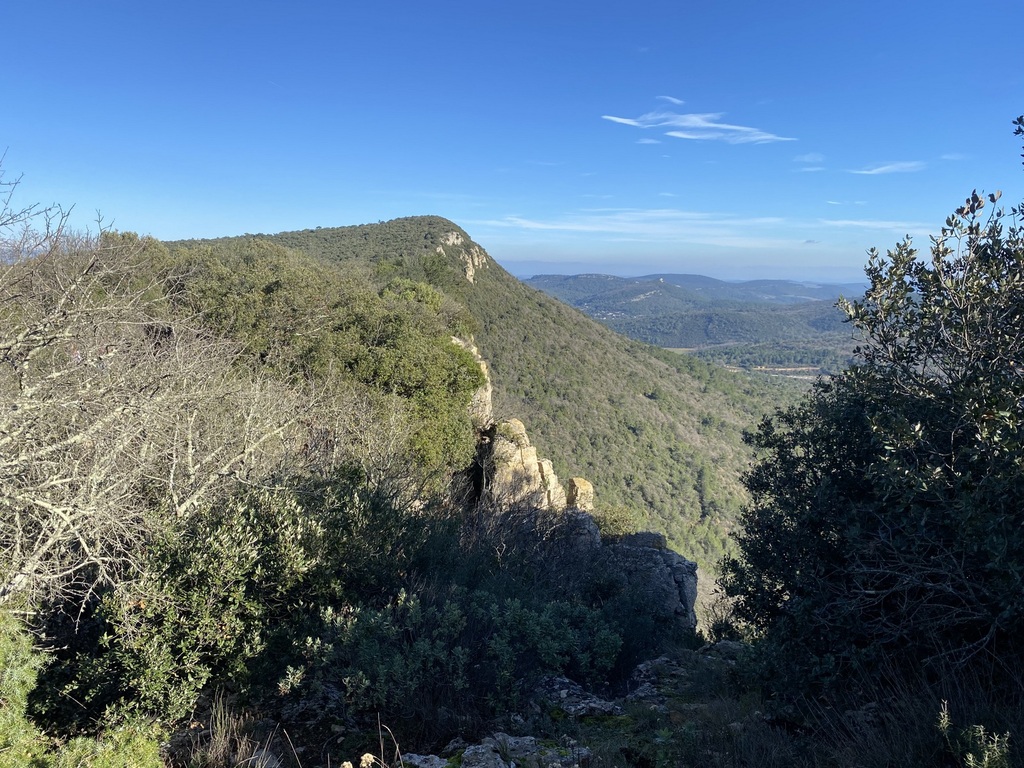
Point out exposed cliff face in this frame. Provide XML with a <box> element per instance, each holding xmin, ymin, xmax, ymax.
<box><xmin>558</xmin><ymin>513</ymin><xmax>698</xmax><ymax>632</ymax></box>
<box><xmin>452</xmin><ymin>337</ymin><xmax>493</xmax><ymax>429</ymax></box>
<box><xmin>456</xmin><ymin>338</ymin><xmax>570</xmax><ymax>511</ymax></box>
<box><xmin>437</xmin><ymin>230</ymin><xmax>489</xmax><ymax>283</ymax></box>
<box><xmin>458</xmin><ymin>341</ymin><xmax>698</xmax><ymax>632</ymax></box>
<box><xmin>566</xmin><ymin>477</ymin><xmax>594</xmax><ymax>511</ymax></box>
<box><xmin>488</xmin><ymin>418</ymin><xmax>568</xmax><ymax>511</ymax></box>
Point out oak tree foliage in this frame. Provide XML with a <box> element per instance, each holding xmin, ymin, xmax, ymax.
<box><xmin>724</xmin><ymin>117</ymin><xmax>1024</xmax><ymax>685</ymax></box>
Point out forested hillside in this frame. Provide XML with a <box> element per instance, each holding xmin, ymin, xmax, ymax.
<box><xmin>6</xmin><ymin>132</ymin><xmax>1024</xmax><ymax>766</ymax></box>
<box><xmin>2</xmin><ymin>203</ymin><xmax>724</xmax><ymax>765</ymax></box>
<box><xmin>527</xmin><ymin>272</ymin><xmax>860</xmax><ymax>375</ymax></box>
<box><xmin>177</xmin><ymin>218</ymin><xmax>798</xmax><ymax>566</ymax></box>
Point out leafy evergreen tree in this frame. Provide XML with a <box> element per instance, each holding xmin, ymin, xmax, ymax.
<box><xmin>724</xmin><ymin>118</ymin><xmax>1024</xmax><ymax>689</ymax></box>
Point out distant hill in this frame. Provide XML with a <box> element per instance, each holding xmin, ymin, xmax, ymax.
<box><xmin>526</xmin><ymin>273</ymin><xmax>864</xmax><ymax>375</ymax></box>
<box><xmin>527</xmin><ymin>273</ymin><xmax>865</xmax><ymax>307</ymax></box>
<box><xmin>170</xmin><ymin>218</ymin><xmax>801</xmax><ymax>569</ymax></box>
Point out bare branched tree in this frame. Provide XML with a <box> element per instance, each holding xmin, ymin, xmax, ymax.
<box><xmin>0</xmin><ymin>180</ymin><xmax>304</xmax><ymax>607</ymax></box>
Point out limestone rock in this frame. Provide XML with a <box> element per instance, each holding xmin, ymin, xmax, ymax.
<box><xmin>700</xmin><ymin>639</ymin><xmax>746</xmax><ymax>663</ymax></box>
<box><xmin>618</xmin><ymin>531</ymin><xmax>666</xmax><ymax>550</ymax></box>
<box><xmin>459</xmin><ymin>741</ymin><xmax>508</xmax><ymax>768</ymax></box>
<box><xmin>627</xmin><ymin>655</ymin><xmax>686</xmax><ymax>711</ymax></box>
<box><xmin>403</xmin><ymin>755</ymin><xmax>448</xmax><ymax>768</ymax></box>
<box><xmin>539</xmin><ymin>458</ymin><xmax>567</xmax><ymax>509</ymax></box>
<box><xmin>436</xmin><ymin>231</ymin><xmax>489</xmax><ymax>283</ymax></box>
<box><xmin>452</xmin><ymin>338</ymin><xmax>493</xmax><ymax>429</ymax></box>
<box><xmin>460</xmin><ymin>245</ymin><xmax>488</xmax><ymax>283</ymax></box>
<box><xmin>487</xmin><ymin>419</ymin><xmax>567</xmax><ymax>511</ymax></box>
<box><xmin>534</xmin><ymin>676</ymin><xmax>623</xmax><ymax>717</ymax></box>
<box><xmin>565</xmin><ymin>477</ymin><xmax>594</xmax><ymax>511</ymax></box>
<box><xmin>561</xmin><ymin>511</ymin><xmax>602</xmax><ymax>554</ymax></box>
<box><xmin>602</xmin><ymin>534</ymin><xmax>698</xmax><ymax>630</ymax></box>
<box><xmin>413</xmin><ymin>733</ymin><xmax>591</xmax><ymax>768</ymax></box>
<box><xmin>462</xmin><ymin>350</ymin><xmax>593</xmax><ymax>513</ymax></box>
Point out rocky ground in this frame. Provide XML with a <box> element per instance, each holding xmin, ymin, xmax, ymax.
<box><xmin>397</xmin><ymin>640</ymin><xmax>756</xmax><ymax>768</ymax></box>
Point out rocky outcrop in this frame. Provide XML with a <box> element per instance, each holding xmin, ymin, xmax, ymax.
<box><xmin>618</xmin><ymin>531</ymin><xmax>698</xmax><ymax>630</ymax></box>
<box><xmin>405</xmin><ymin>733</ymin><xmax>591</xmax><ymax>768</ymax></box>
<box><xmin>437</xmin><ymin>230</ymin><xmax>489</xmax><ymax>283</ymax></box>
<box><xmin>487</xmin><ymin>419</ymin><xmax>568</xmax><ymax>511</ymax></box>
<box><xmin>456</xmin><ymin>344</ymin><xmax>697</xmax><ymax>629</ymax></box>
<box><xmin>557</xmin><ymin>513</ymin><xmax>698</xmax><ymax>631</ymax></box>
<box><xmin>452</xmin><ymin>338</ymin><xmax>493</xmax><ymax>429</ymax></box>
<box><xmin>534</xmin><ymin>676</ymin><xmax>623</xmax><ymax>717</ymax></box>
<box><xmin>400</xmin><ymin>642</ymin><xmax>751</xmax><ymax>768</ymax></box>
<box><xmin>457</xmin><ymin>345</ymin><xmax>578</xmax><ymax>512</ymax></box>
<box><xmin>565</xmin><ymin>477</ymin><xmax>594</xmax><ymax>512</ymax></box>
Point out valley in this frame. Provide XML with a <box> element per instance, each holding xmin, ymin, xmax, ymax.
<box><xmin>526</xmin><ymin>272</ymin><xmax>863</xmax><ymax>378</ymax></box>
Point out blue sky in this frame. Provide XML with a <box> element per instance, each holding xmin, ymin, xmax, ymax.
<box><xmin>5</xmin><ymin>1</ymin><xmax>1022</xmax><ymax>282</ymax></box>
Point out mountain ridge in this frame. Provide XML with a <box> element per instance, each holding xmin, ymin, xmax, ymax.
<box><xmin>527</xmin><ymin>272</ymin><xmax>865</xmax><ymax>306</ymax></box>
<box><xmin>170</xmin><ymin>216</ymin><xmax>798</xmax><ymax>568</ymax></box>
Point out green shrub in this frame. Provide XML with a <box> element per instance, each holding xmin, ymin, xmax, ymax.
<box><xmin>724</xmin><ymin>166</ymin><xmax>1024</xmax><ymax>695</ymax></box>
<box><xmin>273</xmin><ymin>585</ymin><xmax>621</xmax><ymax>743</ymax></box>
<box><xmin>51</xmin><ymin>726</ymin><xmax>162</xmax><ymax>768</ymax></box>
<box><xmin>35</xmin><ymin>477</ymin><xmax>424</xmax><ymax>728</ymax></box>
<box><xmin>0</xmin><ymin>610</ymin><xmax>49</xmax><ymax>766</ymax></box>
<box><xmin>591</xmin><ymin>506</ymin><xmax>646</xmax><ymax>538</ymax></box>
<box><xmin>0</xmin><ymin>612</ymin><xmax>162</xmax><ymax>768</ymax></box>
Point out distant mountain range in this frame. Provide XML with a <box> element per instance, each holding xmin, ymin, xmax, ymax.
<box><xmin>526</xmin><ymin>273</ymin><xmax>865</xmax><ymax>375</ymax></box>
<box><xmin>526</xmin><ymin>273</ymin><xmax>866</xmax><ymax>309</ymax></box>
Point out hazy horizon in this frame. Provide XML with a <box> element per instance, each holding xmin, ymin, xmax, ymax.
<box><xmin>498</xmin><ymin>257</ymin><xmax>869</xmax><ymax>285</ymax></box>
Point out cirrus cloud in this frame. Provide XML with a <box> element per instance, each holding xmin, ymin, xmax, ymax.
<box><xmin>849</xmin><ymin>161</ymin><xmax>926</xmax><ymax>175</ymax></box>
<box><xmin>478</xmin><ymin>207</ymin><xmax>793</xmax><ymax>249</ymax></box>
<box><xmin>601</xmin><ymin>109</ymin><xmax>796</xmax><ymax>144</ymax></box>
<box><xmin>819</xmin><ymin>217</ymin><xmax>932</xmax><ymax>236</ymax></box>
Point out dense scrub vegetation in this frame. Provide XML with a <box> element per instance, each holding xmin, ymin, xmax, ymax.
<box><xmin>204</xmin><ymin>220</ymin><xmax>799</xmax><ymax>570</ymax></box>
<box><xmin>0</xmin><ymin>187</ymin><xmax>710</xmax><ymax>765</ymax></box>
<box><xmin>6</xmin><ymin>118</ymin><xmax>1024</xmax><ymax>768</ymax></box>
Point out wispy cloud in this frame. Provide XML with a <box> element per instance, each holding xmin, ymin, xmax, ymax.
<box><xmin>480</xmin><ymin>207</ymin><xmax>792</xmax><ymax>249</ymax></box>
<box><xmin>601</xmin><ymin>109</ymin><xmax>795</xmax><ymax>144</ymax></box>
<box><xmin>849</xmin><ymin>161</ymin><xmax>926</xmax><ymax>175</ymax></box>
<box><xmin>657</xmin><ymin>95</ymin><xmax>685</xmax><ymax>105</ymax></box>
<box><xmin>819</xmin><ymin>218</ymin><xmax>931</xmax><ymax>235</ymax></box>
<box><xmin>637</xmin><ymin>137</ymin><xmax>661</xmax><ymax>145</ymax></box>
<box><xmin>794</xmin><ymin>152</ymin><xmax>824</xmax><ymax>163</ymax></box>
<box><xmin>797</xmin><ymin>166</ymin><xmax>825</xmax><ymax>173</ymax></box>
<box><xmin>603</xmin><ymin>115</ymin><xmax>641</xmax><ymax>127</ymax></box>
